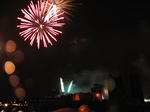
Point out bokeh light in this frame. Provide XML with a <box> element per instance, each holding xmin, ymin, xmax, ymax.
<box><xmin>4</xmin><ymin>103</ymin><xmax>9</xmax><ymax>107</ymax></box>
<box><xmin>15</xmin><ymin>87</ymin><xmax>26</xmax><ymax>99</ymax></box>
<box><xmin>104</xmin><ymin>78</ymin><xmax>116</xmax><ymax>92</ymax></box>
<box><xmin>78</xmin><ymin>105</ymin><xmax>91</xmax><ymax>112</ymax></box>
<box><xmin>4</xmin><ymin>61</ymin><xmax>16</xmax><ymax>75</ymax></box>
<box><xmin>9</xmin><ymin>75</ymin><xmax>20</xmax><ymax>87</ymax></box>
<box><xmin>13</xmin><ymin>50</ymin><xmax>25</xmax><ymax>62</ymax></box>
<box><xmin>5</xmin><ymin>40</ymin><xmax>17</xmax><ymax>53</ymax></box>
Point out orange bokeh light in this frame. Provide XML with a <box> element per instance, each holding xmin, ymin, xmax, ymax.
<box><xmin>9</xmin><ymin>75</ymin><xmax>20</xmax><ymax>87</ymax></box>
<box><xmin>4</xmin><ymin>61</ymin><xmax>16</xmax><ymax>75</ymax></box>
<box><xmin>15</xmin><ymin>87</ymin><xmax>26</xmax><ymax>99</ymax></box>
<box><xmin>78</xmin><ymin>105</ymin><xmax>91</xmax><ymax>112</ymax></box>
<box><xmin>14</xmin><ymin>50</ymin><xmax>25</xmax><ymax>62</ymax></box>
<box><xmin>5</xmin><ymin>40</ymin><xmax>17</xmax><ymax>53</ymax></box>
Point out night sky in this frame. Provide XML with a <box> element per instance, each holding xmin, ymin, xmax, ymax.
<box><xmin>0</xmin><ymin>0</ymin><xmax>150</xmax><ymax>100</ymax></box>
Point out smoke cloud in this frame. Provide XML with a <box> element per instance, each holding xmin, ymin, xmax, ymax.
<box><xmin>71</xmin><ymin>67</ymin><xmax>110</xmax><ymax>93</ymax></box>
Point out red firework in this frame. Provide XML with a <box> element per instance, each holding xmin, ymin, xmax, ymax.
<box><xmin>17</xmin><ymin>0</ymin><xmax>65</xmax><ymax>49</ymax></box>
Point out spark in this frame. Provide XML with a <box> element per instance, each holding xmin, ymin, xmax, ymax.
<box><xmin>67</xmin><ymin>80</ymin><xmax>73</xmax><ymax>93</ymax></box>
<box><xmin>60</xmin><ymin>77</ymin><xmax>65</xmax><ymax>93</ymax></box>
<box><xmin>44</xmin><ymin>0</ymin><xmax>77</xmax><ymax>21</ymax></box>
<box><xmin>17</xmin><ymin>0</ymin><xmax>65</xmax><ymax>49</ymax></box>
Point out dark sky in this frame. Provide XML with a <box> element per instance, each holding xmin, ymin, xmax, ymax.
<box><xmin>0</xmin><ymin>0</ymin><xmax>150</xmax><ymax>100</ymax></box>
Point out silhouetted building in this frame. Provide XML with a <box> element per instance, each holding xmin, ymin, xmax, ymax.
<box><xmin>108</xmin><ymin>74</ymin><xmax>144</xmax><ymax>104</ymax></box>
<box><xmin>122</xmin><ymin>74</ymin><xmax>144</xmax><ymax>104</ymax></box>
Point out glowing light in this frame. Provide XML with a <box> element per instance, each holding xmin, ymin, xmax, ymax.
<box><xmin>94</xmin><ymin>92</ymin><xmax>102</xmax><ymax>101</ymax></box>
<box><xmin>15</xmin><ymin>87</ymin><xmax>26</xmax><ymax>99</ymax></box>
<box><xmin>67</xmin><ymin>80</ymin><xmax>73</xmax><ymax>93</ymax></box>
<box><xmin>44</xmin><ymin>0</ymin><xmax>76</xmax><ymax>21</ymax></box>
<box><xmin>13</xmin><ymin>50</ymin><xmax>25</xmax><ymax>62</ymax></box>
<box><xmin>4</xmin><ymin>103</ymin><xmax>9</xmax><ymax>107</ymax></box>
<box><xmin>4</xmin><ymin>61</ymin><xmax>16</xmax><ymax>75</ymax></box>
<box><xmin>9</xmin><ymin>75</ymin><xmax>20</xmax><ymax>87</ymax></box>
<box><xmin>1</xmin><ymin>110</ymin><xmax>5</xmax><ymax>112</ymax></box>
<box><xmin>73</xmin><ymin>93</ymin><xmax>80</xmax><ymax>101</ymax></box>
<box><xmin>102</xmin><ymin>87</ymin><xmax>109</xmax><ymax>100</ymax></box>
<box><xmin>60</xmin><ymin>77</ymin><xmax>65</xmax><ymax>92</ymax></box>
<box><xmin>17</xmin><ymin>0</ymin><xmax>65</xmax><ymax>49</ymax></box>
<box><xmin>5</xmin><ymin>40</ymin><xmax>16</xmax><ymax>53</ymax></box>
<box><xmin>96</xmin><ymin>93</ymin><xmax>100</xmax><ymax>97</ymax></box>
<box><xmin>144</xmin><ymin>99</ymin><xmax>150</xmax><ymax>102</ymax></box>
<box><xmin>78</xmin><ymin>105</ymin><xmax>91</xmax><ymax>112</ymax></box>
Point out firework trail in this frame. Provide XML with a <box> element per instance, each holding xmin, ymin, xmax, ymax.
<box><xmin>60</xmin><ymin>77</ymin><xmax>65</xmax><ymax>92</ymax></box>
<box><xmin>67</xmin><ymin>80</ymin><xmax>73</xmax><ymax>93</ymax></box>
<box><xmin>44</xmin><ymin>0</ymin><xmax>77</xmax><ymax>21</ymax></box>
<box><xmin>17</xmin><ymin>0</ymin><xmax>65</xmax><ymax>49</ymax></box>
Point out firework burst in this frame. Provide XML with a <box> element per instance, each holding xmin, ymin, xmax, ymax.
<box><xmin>44</xmin><ymin>0</ymin><xmax>77</xmax><ymax>21</ymax></box>
<box><xmin>17</xmin><ymin>0</ymin><xmax>65</xmax><ymax>49</ymax></box>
